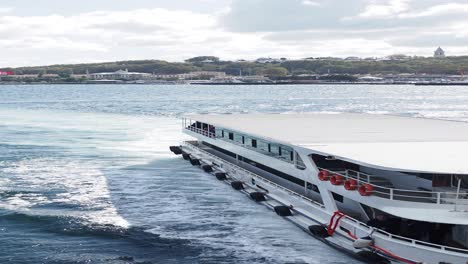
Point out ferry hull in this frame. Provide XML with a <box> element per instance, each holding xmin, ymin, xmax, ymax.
<box><xmin>175</xmin><ymin>141</ymin><xmax>468</xmax><ymax>264</ymax></box>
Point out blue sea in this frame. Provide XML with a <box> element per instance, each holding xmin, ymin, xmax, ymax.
<box><xmin>1</xmin><ymin>84</ymin><xmax>468</xmax><ymax>264</ymax></box>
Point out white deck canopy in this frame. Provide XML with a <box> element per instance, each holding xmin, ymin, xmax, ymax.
<box><xmin>186</xmin><ymin>113</ymin><xmax>468</xmax><ymax>174</ymax></box>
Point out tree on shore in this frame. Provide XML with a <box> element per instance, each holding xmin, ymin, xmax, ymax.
<box><xmin>2</xmin><ymin>56</ymin><xmax>468</xmax><ymax>79</ymax></box>
<box><xmin>261</xmin><ymin>66</ymin><xmax>288</xmax><ymax>77</ymax></box>
<box><xmin>185</xmin><ymin>56</ymin><xmax>220</xmax><ymax>63</ymax></box>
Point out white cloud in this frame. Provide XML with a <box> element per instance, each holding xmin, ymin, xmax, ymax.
<box><xmin>0</xmin><ymin>7</ymin><xmax>13</xmax><ymax>13</ymax></box>
<box><xmin>0</xmin><ymin>8</ymin><xmax>226</xmax><ymax>66</ymax></box>
<box><xmin>356</xmin><ymin>0</ymin><xmax>410</xmax><ymax>18</ymax></box>
<box><xmin>302</xmin><ymin>0</ymin><xmax>320</xmax><ymax>7</ymax></box>
<box><xmin>1</xmin><ymin>1</ymin><xmax>468</xmax><ymax>67</ymax></box>
<box><xmin>0</xmin><ymin>7</ymin><xmax>299</xmax><ymax>66</ymax></box>
<box><xmin>398</xmin><ymin>3</ymin><xmax>468</xmax><ymax>18</ymax></box>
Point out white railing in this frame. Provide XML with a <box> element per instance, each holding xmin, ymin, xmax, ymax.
<box><xmin>339</xmin><ymin>213</ymin><xmax>468</xmax><ymax>255</ymax></box>
<box><xmin>319</xmin><ymin>167</ymin><xmax>468</xmax><ymax>206</ymax></box>
<box><xmin>183</xmin><ymin>141</ymin><xmax>324</xmax><ymax>209</ymax></box>
<box><xmin>182</xmin><ymin>141</ymin><xmax>468</xmax><ymax>256</ymax></box>
<box><xmin>222</xmin><ymin>138</ymin><xmax>295</xmax><ymax>165</ymax></box>
<box><xmin>186</xmin><ymin>126</ymin><xmax>216</xmax><ymax>138</ymax></box>
<box><xmin>185</xmin><ymin>125</ymin><xmax>295</xmax><ymax>165</ymax></box>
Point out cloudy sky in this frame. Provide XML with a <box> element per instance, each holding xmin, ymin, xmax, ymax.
<box><xmin>1</xmin><ymin>0</ymin><xmax>468</xmax><ymax>67</ymax></box>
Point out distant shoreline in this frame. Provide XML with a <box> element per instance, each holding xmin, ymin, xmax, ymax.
<box><xmin>1</xmin><ymin>82</ymin><xmax>468</xmax><ymax>86</ymax></box>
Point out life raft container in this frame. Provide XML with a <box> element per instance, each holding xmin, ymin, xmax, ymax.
<box><xmin>318</xmin><ymin>170</ymin><xmax>330</xmax><ymax>181</ymax></box>
<box><xmin>249</xmin><ymin>192</ymin><xmax>266</xmax><ymax>202</ymax></box>
<box><xmin>182</xmin><ymin>153</ymin><xmax>190</xmax><ymax>160</ymax></box>
<box><xmin>169</xmin><ymin>146</ymin><xmax>182</xmax><ymax>155</ymax></box>
<box><xmin>358</xmin><ymin>184</ymin><xmax>374</xmax><ymax>196</ymax></box>
<box><xmin>344</xmin><ymin>179</ymin><xmax>358</xmax><ymax>190</ymax></box>
<box><xmin>231</xmin><ymin>181</ymin><xmax>244</xmax><ymax>190</ymax></box>
<box><xmin>308</xmin><ymin>225</ymin><xmax>330</xmax><ymax>238</ymax></box>
<box><xmin>189</xmin><ymin>157</ymin><xmax>200</xmax><ymax>166</ymax></box>
<box><xmin>330</xmin><ymin>174</ymin><xmax>344</xmax><ymax>185</ymax></box>
<box><xmin>215</xmin><ymin>172</ymin><xmax>227</xmax><ymax>181</ymax></box>
<box><xmin>274</xmin><ymin>206</ymin><xmax>293</xmax><ymax>217</ymax></box>
<box><xmin>201</xmin><ymin>164</ymin><xmax>213</xmax><ymax>172</ymax></box>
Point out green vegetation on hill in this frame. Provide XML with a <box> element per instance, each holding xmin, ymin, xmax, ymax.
<box><xmin>1</xmin><ymin>56</ymin><xmax>468</xmax><ymax>77</ymax></box>
<box><xmin>282</xmin><ymin>56</ymin><xmax>468</xmax><ymax>75</ymax></box>
<box><xmin>1</xmin><ymin>60</ymin><xmax>198</xmax><ymax>75</ymax></box>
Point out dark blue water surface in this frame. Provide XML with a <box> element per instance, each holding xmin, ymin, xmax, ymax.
<box><xmin>1</xmin><ymin>84</ymin><xmax>468</xmax><ymax>264</ymax></box>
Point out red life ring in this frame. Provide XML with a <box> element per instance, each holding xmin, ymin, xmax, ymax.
<box><xmin>318</xmin><ymin>170</ymin><xmax>330</xmax><ymax>181</ymax></box>
<box><xmin>330</xmin><ymin>175</ymin><xmax>344</xmax><ymax>185</ymax></box>
<box><xmin>359</xmin><ymin>184</ymin><xmax>374</xmax><ymax>196</ymax></box>
<box><xmin>344</xmin><ymin>179</ymin><xmax>358</xmax><ymax>190</ymax></box>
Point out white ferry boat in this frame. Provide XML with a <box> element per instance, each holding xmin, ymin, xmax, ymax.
<box><xmin>170</xmin><ymin>113</ymin><xmax>468</xmax><ymax>264</ymax></box>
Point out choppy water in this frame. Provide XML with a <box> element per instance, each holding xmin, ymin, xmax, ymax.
<box><xmin>1</xmin><ymin>84</ymin><xmax>468</xmax><ymax>264</ymax></box>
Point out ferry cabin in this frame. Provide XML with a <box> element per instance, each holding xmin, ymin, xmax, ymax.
<box><xmin>178</xmin><ymin>113</ymin><xmax>468</xmax><ymax>264</ymax></box>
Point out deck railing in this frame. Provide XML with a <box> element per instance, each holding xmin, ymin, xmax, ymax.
<box><xmin>225</xmin><ymin>139</ymin><xmax>295</xmax><ymax>164</ymax></box>
<box><xmin>318</xmin><ymin>167</ymin><xmax>468</xmax><ymax>206</ymax></box>
<box><xmin>182</xmin><ymin>141</ymin><xmax>468</xmax><ymax>256</ymax></box>
<box><xmin>339</xmin><ymin>213</ymin><xmax>468</xmax><ymax>255</ymax></box>
<box><xmin>186</xmin><ymin>126</ymin><xmax>216</xmax><ymax>138</ymax></box>
<box><xmin>183</xmin><ymin>141</ymin><xmax>325</xmax><ymax>209</ymax></box>
<box><xmin>183</xmin><ymin>122</ymin><xmax>295</xmax><ymax>164</ymax></box>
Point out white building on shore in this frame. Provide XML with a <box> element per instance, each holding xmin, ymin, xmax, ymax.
<box><xmin>154</xmin><ymin>71</ymin><xmax>227</xmax><ymax>80</ymax></box>
<box><xmin>89</xmin><ymin>69</ymin><xmax>152</xmax><ymax>80</ymax></box>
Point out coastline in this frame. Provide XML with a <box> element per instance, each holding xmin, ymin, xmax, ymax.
<box><xmin>2</xmin><ymin>81</ymin><xmax>468</xmax><ymax>86</ymax></box>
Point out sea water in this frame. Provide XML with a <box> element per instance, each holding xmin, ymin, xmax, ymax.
<box><xmin>1</xmin><ymin>84</ymin><xmax>468</xmax><ymax>263</ymax></box>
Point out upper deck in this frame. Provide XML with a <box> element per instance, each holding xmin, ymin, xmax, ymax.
<box><xmin>186</xmin><ymin>113</ymin><xmax>468</xmax><ymax>174</ymax></box>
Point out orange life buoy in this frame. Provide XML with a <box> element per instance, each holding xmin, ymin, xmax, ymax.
<box><xmin>344</xmin><ymin>179</ymin><xmax>358</xmax><ymax>190</ymax></box>
<box><xmin>358</xmin><ymin>184</ymin><xmax>373</xmax><ymax>196</ymax></box>
<box><xmin>318</xmin><ymin>170</ymin><xmax>330</xmax><ymax>181</ymax></box>
<box><xmin>330</xmin><ymin>174</ymin><xmax>344</xmax><ymax>185</ymax></box>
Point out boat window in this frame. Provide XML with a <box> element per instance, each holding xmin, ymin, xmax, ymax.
<box><xmin>279</xmin><ymin>146</ymin><xmax>293</xmax><ymax>161</ymax></box>
<box><xmin>310</xmin><ymin>154</ymin><xmax>359</xmax><ymax>171</ymax></box>
<box><xmin>213</xmin><ymin>126</ymin><xmax>294</xmax><ymax>164</ymax></box>
<box><xmin>295</xmin><ymin>152</ymin><xmax>306</xmax><ymax>170</ymax></box>
<box><xmin>270</xmin><ymin>144</ymin><xmax>279</xmax><ymax>155</ymax></box>
<box><xmin>332</xmin><ymin>192</ymin><xmax>344</xmax><ymax>203</ymax></box>
<box><xmin>251</xmin><ymin>139</ymin><xmax>257</xmax><ymax>148</ymax></box>
<box><xmin>215</xmin><ymin>128</ymin><xmax>223</xmax><ymax>138</ymax></box>
<box><xmin>240</xmin><ymin>156</ymin><xmax>305</xmax><ymax>186</ymax></box>
<box><xmin>258</xmin><ymin>140</ymin><xmax>269</xmax><ymax>152</ymax></box>
<box><xmin>208</xmin><ymin>125</ymin><xmax>215</xmax><ymax>134</ymax></box>
<box><xmin>433</xmin><ymin>174</ymin><xmax>451</xmax><ymax>187</ymax></box>
<box><xmin>306</xmin><ymin>182</ymin><xmax>320</xmax><ymax>193</ymax></box>
<box><xmin>415</xmin><ymin>173</ymin><xmax>432</xmax><ymax>181</ymax></box>
<box><xmin>243</xmin><ymin>136</ymin><xmax>252</xmax><ymax>147</ymax></box>
<box><xmin>234</xmin><ymin>133</ymin><xmax>243</xmax><ymax>144</ymax></box>
<box><xmin>452</xmin><ymin>175</ymin><xmax>468</xmax><ymax>189</ymax></box>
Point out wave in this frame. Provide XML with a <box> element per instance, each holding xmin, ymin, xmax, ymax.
<box><xmin>0</xmin><ymin>210</ymin><xmax>202</xmax><ymax>264</ymax></box>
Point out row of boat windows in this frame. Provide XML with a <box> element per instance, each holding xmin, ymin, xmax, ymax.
<box><xmin>203</xmin><ymin>141</ymin><xmax>317</xmax><ymax>193</ymax></box>
<box><xmin>216</xmin><ymin>128</ymin><xmax>295</xmax><ymax>163</ymax></box>
<box><xmin>188</xmin><ymin>121</ymin><xmax>306</xmax><ymax>169</ymax></box>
